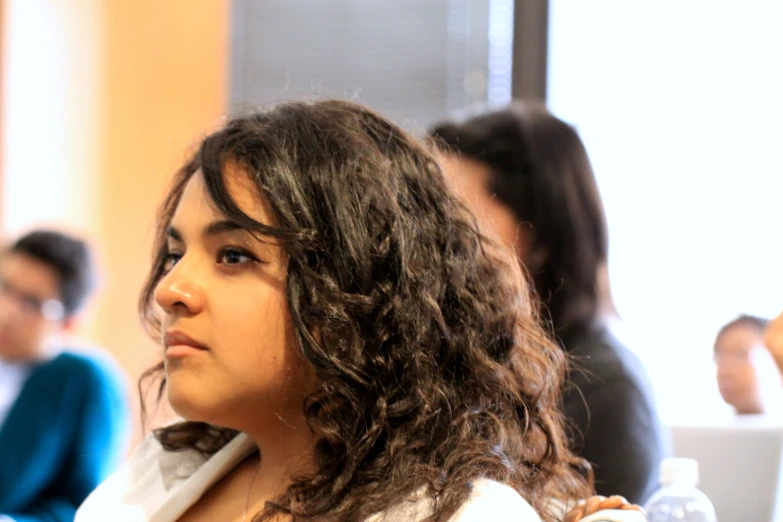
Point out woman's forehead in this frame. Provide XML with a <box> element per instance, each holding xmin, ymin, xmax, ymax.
<box><xmin>222</xmin><ymin>162</ymin><xmax>278</xmax><ymax>227</ymax></box>
<box><xmin>172</xmin><ymin>165</ymin><xmax>277</xmax><ymax>228</ymax></box>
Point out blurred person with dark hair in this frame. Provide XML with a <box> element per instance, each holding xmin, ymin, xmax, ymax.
<box><xmin>0</xmin><ymin>230</ymin><xmax>129</xmax><ymax>522</ymax></box>
<box><xmin>430</xmin><ymin>104</ymin><xmax>668</xmax><ymax>504</ymax></box>
<box><xmin>714</xmin><ymin>314</ymin><xmax>781</xmax><ymax>415</ymax></box>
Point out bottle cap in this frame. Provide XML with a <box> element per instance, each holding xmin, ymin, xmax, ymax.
<box><xmin>660</xmin><ymin>457</ymin><xmax>699</xmax><ymax>486</ymax></box>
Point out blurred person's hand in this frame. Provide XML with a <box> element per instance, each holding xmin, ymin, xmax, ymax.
<box><xmin>564</xmin><ymin>495</ymin><xmax>645</xmax><ymax>522</ymax></box>
<box><xmin>764</xmin><ymin>310</ymin><xmax>783</xmax><ymax>375</ymax></box>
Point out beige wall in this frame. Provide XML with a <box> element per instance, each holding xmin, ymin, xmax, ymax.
<box><xmin>95</xmin><ymin>2</ymin><xmax>230</xmax><ymax>437</ymax></box>
<box><xmin>1</xmin><ymin>0</ymin><xmax>102</xmax><ymax>234</ymax></box>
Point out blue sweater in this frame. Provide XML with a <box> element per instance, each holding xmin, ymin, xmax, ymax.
<box><xmin>0</xmin><ymin>351</ymin><xmax>130</xmax><ymax>522</ymax></box>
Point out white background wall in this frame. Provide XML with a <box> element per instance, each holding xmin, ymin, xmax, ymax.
<box><xmin>1</xmin><ymin>0</ymin><xmax>101</xmax><ymax>235</ymax></box>
<box><xmin>548</xmin><ymin>1</ymin><xmax>783</xmax><ymax>421</ymax></box>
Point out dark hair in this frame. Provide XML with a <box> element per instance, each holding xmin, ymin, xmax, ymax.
<box><xmin>715</xmin><ymin>314</ymin><xmax>770</xmax><ymax>353</ymax></box>
<box><xmin>9</xmin><ymin>229</ymin><xmax>97</xmax><ymax>317</ymax></box>
<box><xmin>139</xmin><ymin>100</ymin><xmax>590</xmax><ymax>521</ymax></box>
<box><xmin>429</xmin><ymin>103</ymin><xmax>611</xmax><ymax>343</ymax></box>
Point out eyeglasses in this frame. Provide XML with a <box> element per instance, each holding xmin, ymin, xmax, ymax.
<box><xmin>0</xmin><ymin>279</ymin><xmax>65</xmax><ymax>321</ymax></box>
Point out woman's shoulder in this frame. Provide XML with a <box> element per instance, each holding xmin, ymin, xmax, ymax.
<box><xmin>451</xmin><ymin>484</ymin><xmax>647</xmax><ymax>522</ymax></box>
<box><xmin>368</xmin><ymin>479</ymin><xmax>540</xmax><ymax>522</ymax></box>
<box><xmin>565</xmin><ymin>323</ymin><xmax>652</xmax><ymax>392</ymax></box>
<box><xmin>448</xmin><ymin>479</ymin><xmax>541</xmax><ymax>521</ymax></box>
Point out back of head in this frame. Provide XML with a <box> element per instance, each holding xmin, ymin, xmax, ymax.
<box><xmin>10</xmin><ymin>229</ymin><xmax>96</xmax><ymax>318</ymax></box>
<box><xmin>430</xmin><ymin>103</ymin><xmax>610</xmax><ymax>341</ymax></box>
<box><xmin>140</xmin><ymin>100</ymin><xmax>590</xmax><ymax>521</ymax></box>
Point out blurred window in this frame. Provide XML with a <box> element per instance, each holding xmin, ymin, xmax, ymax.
<box><xmin>230</xmin><ymin>0</ymin><xmax>514</xmax><ymax>128</ymax></box>
<box><xmin>548</xmin><ymin>1</ymin><xmax>783</xmax><ymax>420</ymax></box>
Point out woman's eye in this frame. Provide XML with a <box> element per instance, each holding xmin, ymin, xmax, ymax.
<box><xmin>162</xmin><ymin>252</ymin><xmax>182</xmax><ymax>272</ymax></box>
<box><xmin>218</xmin><ymin>248</ymin><xmax>257</xmax><ymax>265</ymax></box>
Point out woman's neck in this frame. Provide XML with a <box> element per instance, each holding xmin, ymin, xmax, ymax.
<box><xmin>242</xmin><ymin>410</ymin><xmax>316</xmax><ymax>498</ymax></box>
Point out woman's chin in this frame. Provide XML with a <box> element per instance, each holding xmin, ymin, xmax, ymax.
<box><xmin>167</xmin><ymin>385</ymin><xmax>218</xmax><ymax>424</ymax></box>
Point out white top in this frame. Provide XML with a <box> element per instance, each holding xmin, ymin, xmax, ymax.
<box><xmin>0</xmin><ymin>361</ymin><xmax>32</xmax><ymax>429</ymax></box>
<box><xmin>76</xmin><ymin>432</ymin><xmax>643</xmax><ymax>522</ymax></box>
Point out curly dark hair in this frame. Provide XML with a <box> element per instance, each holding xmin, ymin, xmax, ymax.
<box><xmin>138</xmin><ymin>100</ymin><xmax>590</xmax><ymax>521</ymax></box>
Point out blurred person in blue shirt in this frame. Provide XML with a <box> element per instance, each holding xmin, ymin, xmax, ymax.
<box><xmin>0</xmin><ymin>230</ymin><xmax>130</xmax><ymax>522</ymax></box>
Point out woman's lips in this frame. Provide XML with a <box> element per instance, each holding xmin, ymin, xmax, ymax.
<box><xmin>164</xmin><ymin>330</ymin><xmax>209</xmax><ymax>359</ymax></box>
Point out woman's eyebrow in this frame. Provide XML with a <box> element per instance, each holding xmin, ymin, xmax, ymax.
<box><xmin>166</xmin><ymin>221</ymin><xmax>248</xmax><ymax>242</ymax></box>
<box><xmin>165</xmin><ymin>226</ymin><xmax>182</xmax><ymax>241</ymax></box>
<box><xmin>202</xmin><ymin>220</ymin><xmax>247</xmax><ymax>238</ymax></box>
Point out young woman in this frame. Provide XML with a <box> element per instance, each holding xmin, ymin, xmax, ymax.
<box><xmin>76</xmin><ymin>100</ymin><xmax>643</xmax><ymax>522</ymax></box>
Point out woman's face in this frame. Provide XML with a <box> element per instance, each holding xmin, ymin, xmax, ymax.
<box><xmin>154</xmin><ymin>165</ymin><xmax>314</xmax><ymax>429</ymax></box>
<box><xmin>438</xmin><ymin>154</ymin><xmax>530</xmax><ymax>261</ymax></box>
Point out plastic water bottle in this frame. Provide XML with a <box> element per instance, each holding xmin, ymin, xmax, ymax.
<box><xmin>644</xmin><ymin>458</ymin><xmax>717</xmax><ymax>522</ymax></box>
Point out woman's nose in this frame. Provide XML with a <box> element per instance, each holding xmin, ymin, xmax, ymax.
<box><xmin>154</xmin><ymin>260</ymin><xmax>206</xmax><ymax>316</ymax></box>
